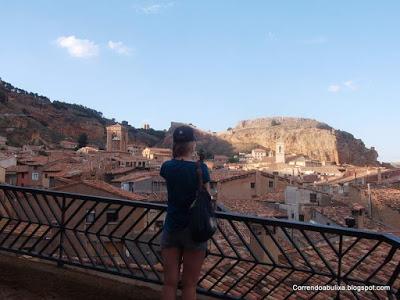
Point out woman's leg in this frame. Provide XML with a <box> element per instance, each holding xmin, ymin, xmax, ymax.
<box><xmin>161</xmin><ymin>247</ymin><xmax>182</xmax><ymax>300</ymax></box>
<box><xmin>181</xmin><ymin>249</ymin><xmax>206</xmax><ymax>300</ymax></box>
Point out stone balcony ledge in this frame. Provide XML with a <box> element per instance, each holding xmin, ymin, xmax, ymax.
<box><xmin>0</xmin><ymin>252</ymin><xmax>161</xmax><ymax>300</ymax></box>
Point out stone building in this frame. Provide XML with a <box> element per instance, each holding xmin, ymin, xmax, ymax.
<box><xmin>210</xmin><ymin>170</ymin><xmax>289</xmax><ymax>203</ymax></box>
<box><xmin>275</xmin><ymin>140</ymin><xmax>285</xmax><ymax>163</ymax></box>
<box><xmin>251</xmin><ymin>148</ymin><xmax>267</xmax><ymax>160</ymax></box>
<box><xmin>280</xmin><ymin>186</ymin><xmax>331</xmax><ymax>222</ymax></box>
<box><xmin>142</xmin><ymin>147</ymin><xmax>172</xmax><ymax>167</ymax></box>
<box><xmin>106</xmin><ymin>124</ymin><xmax>128</xmax><ymax>152</ymax></box>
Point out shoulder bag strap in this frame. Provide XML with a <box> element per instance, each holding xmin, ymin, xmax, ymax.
<box><xmin>196</xmin><ymin>161</ymin><xmax>204</xmax><ymax>191</ymax></box>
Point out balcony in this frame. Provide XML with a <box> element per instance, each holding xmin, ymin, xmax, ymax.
<box><xmin>0</xmin><ymin>184</ymin><xmax>399</xmax><ymax>299</ymax></box>
<box><xmin>0</xmin><ymin>252</ymin><xmax>160</xmax><ymax>299</ymax></box>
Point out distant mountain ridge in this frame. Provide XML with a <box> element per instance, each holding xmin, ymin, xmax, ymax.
<box><xmin>217</xmin><ymin>117</ymin><xmax>379</xmax><ymax>166</ymax></box>
<box><xmin>0</xmin><ymin>78</ymin><xmax>165</xmax><ymax>148</ymax></box>
<box><xmin>0</xmin><ymin>77</ymin><xmax>379</xmax><ymax>166</ymax></box>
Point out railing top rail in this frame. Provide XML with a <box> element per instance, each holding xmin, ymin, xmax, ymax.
<box><xmin>1</xmin><ymin>183</ymin><xmax>399</xmax><ymax>299</ymax></box>
<box><xmin>1</xmin><ymin>184</ymin><xmax>399</xmax><ymax>247</ymax></box>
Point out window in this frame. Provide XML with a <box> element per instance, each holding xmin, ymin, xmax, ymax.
<box><xmin>32</xmin><ymin>172</ymin><xmax>39</xmax><ymax>181</ymax></box>
<box><xmin>85</xmin><ymin>210</ymin><xmax>95</xmax><ymax>224</ymax></box>
<box><xmin>291</xmin><ymin>213</ymin><xmax>295</xmax><ymax>219</ymax></box>
<box><xmin>299</xmin><ymin>214</ymin><xmax>305</xmax><ymax>222</ymax></box>
<box><xmin>250</xmin><ymin>182</ymin><xmax>255</xmax><ymax>189</ymax></box>
<box><xmin>121</xmin><ymin>182</ymin><xmax>130</xmax><ymax>191</ymax></box>
<box><xmin>106</xmin><ymin>209</ymin><xmax>118</xmax><ymax>223</ymax></box>
<box><xmin>310</xmin><ymin>193</ymin><xmax>317</xmax><ymax>203</ymax></box>
<box><xmin>21</xmin><ymin>173</ymin><xmax>25</xmax><ymax>179</ymax></box>
<box><xmin>268</xmin><ymin>180</ymin><xmax>274</xmax><ymax>188</ymax></box>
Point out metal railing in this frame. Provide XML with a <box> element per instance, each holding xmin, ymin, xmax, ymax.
<box><xmin>0</xmin><ymin>184</ymin><xmax>399</xmax><ymax>299</ymax></box>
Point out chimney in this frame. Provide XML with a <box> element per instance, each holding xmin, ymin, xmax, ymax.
<box><xmin>345</xmin><ymin>216</ymin><xmax>356</xmax><ymax>228</ymax></box>
<box><xmin>273</xmin><ymin>174</ymin><xmax>279</xmax><ymax>191</ymax></box>
<box><xmin>255</xmin><ymin>171</ymin><xmax>263</xmax><ymax>197</ymax></box>
<box><xmin>249</xmin><ymin>224</ymin><xmax>280</xmax><ymax>264</ymax></box>
<box><xmin>367</xmin><ymin>184</ymin><xmax>372</xmax><ymax>217</ymax></box>
<box><xmin>351</xmin><ymin>204</ymin><xmax>366</xmax><ymax>228</ymax></box>
<box><xmin>377</xmin><ymin>168</ymin><xmax>382</xmax><ymax>184</ymax></box>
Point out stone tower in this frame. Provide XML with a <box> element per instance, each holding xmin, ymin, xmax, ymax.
<box><xmin>106</xmin><ymin>124</ymin><xmax>128</xmax><ymax>152</ymax></box>
<box><xmin>275</xmin><ymin>140</ymin><xmax>285</xmax><ymax>163</ymax></box>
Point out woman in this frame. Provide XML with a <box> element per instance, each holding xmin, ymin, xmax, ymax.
<box><xmin>160</xmin><ymin>125</ymin><xmax>211</xmax><ymax>300</ymax></box>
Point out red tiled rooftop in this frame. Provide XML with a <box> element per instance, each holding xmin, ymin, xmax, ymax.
<box><xmin>358</xmin><ymin>186</ymin><xmax>400</xmax><ymax>212</ymax></box>
<box><xmin>210</xmin><ymin>169</ymin><xmax>252</xmax><ymax>182</ymax></box>
<box><xmin>218</xmin><ymin>197</ymin><xmax>287</xmax><ymax>218</ymax></box>
<box><xmin>54</xmin><ymin>180</ymin><xmax>148</xmax><ymax>201</ymax></box>
<box><xmin>112</xmin><ymin>171</ymin><xmax>160</xmax><ymax>183</ymax></box>
<box><xmin>6</xmin><ymin>165</ymin><xmax>29</xmax><ymax>173</ymax></box>
<box><xmin>106</xmin><ymin>166</ymin><xmax>136</xmax><ymax>175</ymax></box>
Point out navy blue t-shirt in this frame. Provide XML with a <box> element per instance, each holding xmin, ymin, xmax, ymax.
<box><xmin>160</xmin><ymin>159</ymin><xmax>210</xmax><ymax>232</ymax></box>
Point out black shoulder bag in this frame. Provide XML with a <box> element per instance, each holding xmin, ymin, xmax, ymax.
<box><xmin>188</xmin><ymin>161</ymin><xmax>217</xmax><ymax>242</ymax></box>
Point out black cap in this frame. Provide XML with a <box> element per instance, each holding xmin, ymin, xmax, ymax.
<box><xmin>173</xmin><ymin>125</ymin><xmax>196</xmax><ymax>142</ymax></box>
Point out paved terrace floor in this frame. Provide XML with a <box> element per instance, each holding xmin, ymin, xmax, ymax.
<box><xmin>0</xmin><ymin>253</ymin><xmax>162</xmax><ymax>300</ymax></box>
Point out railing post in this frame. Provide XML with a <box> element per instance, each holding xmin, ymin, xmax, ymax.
<box><xmin>57</xmin><ymin>196</ymin><xmax>66</xmax><ymax>267</ymax></box>
<box><xmin>336</xmin><ymin>235</ymin><xmax>343</xmax><ymax>299</ymax></box>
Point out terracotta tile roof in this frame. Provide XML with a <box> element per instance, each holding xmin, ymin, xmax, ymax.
<box><xmin>18</xmin><ymin>155</ymin><xmax>49</xmax><ymax>166</ymax></box>
<box><xmin>251</xmin><ymin>191</ymin><xmax>285</xmax><ymax>202</ymax></box>
<box><xmin>54</xmin><ymin>180</ymin><xmax>148</xmax><ymax>201</ymax></box>
<box><xmin>106</xmin><ymin>167</ymin><xmax>136</xmax><ymax>175</ymax></box>
<box><xmin>145</xmin><ymin>147</ymin><xmax>172</xmax><ymax>153</ymax></box>
<box><xmin>112</xmin><ymin>170</ymin><xmax>160</xmax><ymax>183</ymax></box>
<box><xmin>6</xmin><ymin>165</ymin><xmax>29</xmax><ymax>173</ymax></box>
<box><xmin>219</xmin><ymin>198</ymin><xmax>287</xmax><ymax>218</ymax></box>
<box><xmin>42</xmin><ymin>158</ymin><xmax>83</xmax><ymax>173</ymax></box>
<box><xmin>311</xmin><ymin>205</ymin><xmax>394</xmax><ymax>233</ymax></box>
<box><xmin>370</xmin><ymin>187</ymin><xmax>400</xmax><ymax>212</ymax></box>
<box><xmin>358</xmin><ymin>186</ymin><xmax>400</xmax><ymax>213</ymax></box>
<box><xmin>211</xmin><ymin>169</ymin><xmax>289</xmax><ymax>184</ymax></box>
<box><xmin>52</xmin><ymin>176</ymin><xmax>77</xmax><ymax>185</ymax></box>
<box><xmin>210</xmin><ymin>169</ymin><xmax>252</xmax><ymax>182</ymax></box>
<box><xmin>137</xmin><ymin>192</ymin><xmax>168</xmax><ymax>202</ymax></box>
<box><xmin>42</xmin><ymin>160</ymin><xmax>93</xmax><ymax>178</ymax></box>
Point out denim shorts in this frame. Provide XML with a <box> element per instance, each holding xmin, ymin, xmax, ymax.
<box><xmin>161</xmin><ymin>227</ymin><xmax>207</xmax><ymax>251</ymax></box>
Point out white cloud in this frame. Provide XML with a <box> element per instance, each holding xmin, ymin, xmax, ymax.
<box><xmin>137</xmin><ymin>2</ymin><xmax>174</xmax><ymax>14</ymax></box>
<box><xmin>108</xmin><ymin>41</ymin><xmax>132</xmax><ymax>55</ymax></box>
<box><xmin>344</xmin><ymin>80</ymin><xmax>358</xmax><ymax>90</ymax></box>
<box><xmin>328</xmin><ymin>80</ymin><xmax>360</xmax><ymax>93</ymax></box>
<box><xmin>267</xmin><ymin>31</ymin><xmax>276</xmax><ymax>41</ymax></box>
<box><xmin>56</xmin><ymin>35</ymin><xmax>99</xmax><ymax>58</ymax></box>
<box><xmin>328</xmin><ymin>84</ymin><xmax>341</xmax><ymax>93</ymax></box>
<box><xmin>302</xmin><ymin>36</ymin><xmax>328</xmax><ymax>45</ymax></box>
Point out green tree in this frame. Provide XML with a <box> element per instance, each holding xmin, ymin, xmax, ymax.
<box><xmin>0</xmin><ymin>90</ymin><xmax>7</xmax><ymax>103</ymax></box>
<box><xmin>77</xmin><ymin>133</ymin><xmax>88</xmax><ymax>148</ymax></box>
<box><xmin>228</xmin><ymin>156</ymin><xmax>239</xmax><ymax>163</ymax></box>
<box><xmin>271</xmin><ymin>119</ymin><xmax>281</xmax><ymax>126</ymax></box>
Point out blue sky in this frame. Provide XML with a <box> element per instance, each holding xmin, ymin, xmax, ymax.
<box><xmin>0</xmin><ymin>1</ymin><xmax>399</xmax><ymax>161</ymax></box>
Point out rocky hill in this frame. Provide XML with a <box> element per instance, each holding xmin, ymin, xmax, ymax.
<box><xmin>0</xmin><ymin>78</ymin><xmax>165</xmax><ymax>148</ymax></box>
<box><xmin>0</xmin><ymin>78</ymin><xmax>379</xmax><ymax>166</ymax></box>
<box><xmin>218</xmin><ymin>117</ymin><xmax>379</xmax><ymax>166</ymax></box>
